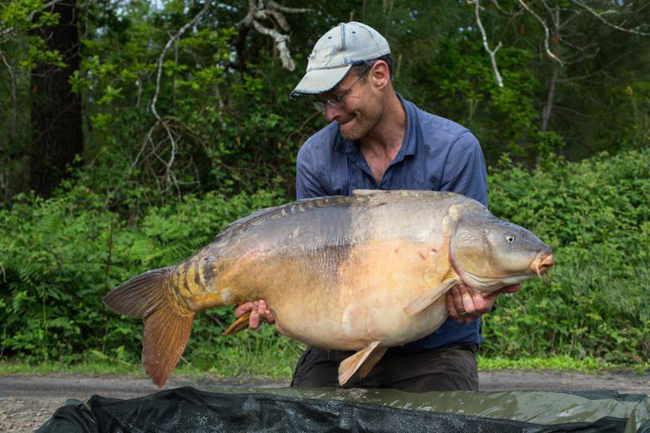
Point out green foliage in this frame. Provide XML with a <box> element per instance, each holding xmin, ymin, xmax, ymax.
<box><xmin>411</xmin><ymin>37</ymin><xmax>555</xmax><ymax>164</ymax></box>
<box><xmin>1</xmin><ymin>0</ymin><xmax>649</xmax><ymax>372</ymax></box>
<box><xmin>3</xmin><ymin>0</ymin><xmax>649</xmax><ymax>199</ymax></box>
<box><xmin>1</xmin><ymin>0</ymin><xmax>59</xmax><ymax>33</ymax></box>
<box><xmin>482</xmin><ymin>148</ymin><xmax>650</xmax><ymax>362</ymax></box>
<box><xmin>1</xmin><ymin>149</ymin><xmax>648</xmax><ymax>369</ymax></box>
<box><xmin>58</xmin><ymin>1</ymin><xmax>324</xmax><ymax>204</ymax></box>
<box><xmin>0</xmin><ymin>182</ymin><xmax>283</xmax><ymax>364</ymax></box>
<box><xmin>477</xmin><ymin>355</ymin><xmax>639</xmax><ymax>372</ymax></box>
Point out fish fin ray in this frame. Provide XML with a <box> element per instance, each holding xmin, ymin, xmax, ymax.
<box><xmin>358</xmin><ymin>345</ymin><xmax>388</xmax><ymax>378</ymax></box>
<box><xmin>338</xmin><ymin>341</ymin><xmax>386</xmax><ymax>386</ymax></box>
<box><xmin>104</xmin><ymin>265</ymin><xmax>195</xmax><ymax>387</ymax></box>
<box><xmin>213</xmin><ymin>196</ymin><xmax>351</xmax><ymax>242</ymax></box>
<box><xmin>403</xmin><ymin>279</ymin><xmax>458</xmax><ymax>317</ymax></box>
<box><xmin>143</xmin><ymin>305</ymin><xmax>194</xmax><ymax>388</ymax></box>
<box><xmin>352</xmin><ymin>189</ymin><xmax>382</xmax><ymax>197</ymax></box>
<box><xmin>103</xmin><ymin>267</ymin><xmax>175</xmax><ymax>317</ymax></box>
<box><xmin>222</xmin><ymin>311</ymin><xmax>251</xmax><ymax>336</ymax></box>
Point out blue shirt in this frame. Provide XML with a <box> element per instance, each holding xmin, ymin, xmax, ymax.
<box><xmin>295</xmin><ymin>94</ymin><xmax>488</xmax><ymax>352</ymax></box>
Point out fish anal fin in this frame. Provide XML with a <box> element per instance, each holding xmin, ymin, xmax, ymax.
<box><xmin>403</xmin><ymin>279</ymin><xmax>458</xmax><ymax>317</ymax></box>
<box><xmin>143</xmin><ymin>305</ymin><xmax>194</xmax><ymax>388</ymax></box>
<box><xmin>338</xmin><ymin>341</ymin><xmax>387</xmax><ymax>386</ymax></box>
<box><xmin>222</xmin><ymin>311</ymin><xmax>251</xmax><ymax>336</ymax></box>
<box><xmin>358</xmin><ymin>345</ymin><xmax>388</xmax><ymax>378</ymax></box>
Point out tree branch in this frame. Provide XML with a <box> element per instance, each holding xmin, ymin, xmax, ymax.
<box><xmin>0</xmin><ymin>0</ymin><xmax>64</xmax><ymax>44</ymax></box>
<box><xmin>0</xmin><ymin>49</ymin><xmax>17</xmax><ymax>139</ymax></box>
<box><xmin>137</xmin><ymin>0</ymin><xmax>211</xmax><ymax>191</ymax></box>
<box><xmin>570</xmin><ymin>0</ymin><xmax>650</xmax><ymax>36</ymax></box>
<box><xmin>469</xmin><ymin>0</ymin><xmax>504</xmax><ymax>87</ymax></box>
<box><xmin>518</xmin><ymin>0</ymin><xmax>564</xmax><ymax>65</ymax></box>
<box><xmin>267</xmin><ymin>1</ymin><xmax>313</xmax><ymax>14</ymax></box>
<box><xmin>129</xmin><ymin>2</ymin><xmax>212</xmax><ymax>201</ymax></box>
<box><xmin>252</xmin><ymin>20</ymin><xmax>294</xmax><ymax>70</ymax></box>
<box><xmin>235</xmin><ymin>0</ymin><xmax>313</xmax><ymax>72</ymax></box>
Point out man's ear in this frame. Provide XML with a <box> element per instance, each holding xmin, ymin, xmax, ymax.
<box><xmin>369</xmin><ymin>60</ymin><xmax>391</xmax><ymax>90</ymax></box>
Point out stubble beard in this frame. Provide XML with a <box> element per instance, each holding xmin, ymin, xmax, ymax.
<box><xmin>340</xmin><ymin>98</ymin><xmax>384</xmax><ymax>142</ymax></box>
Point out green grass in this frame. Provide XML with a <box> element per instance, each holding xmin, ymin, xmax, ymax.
<box><xmin>478</xmin><ymin>355</ymin><xmax>650</xmax><ymax>374</ymax></box>
<box><xmin>0</xmin><ymin>360</ymin><xmax>143</xmax><ymax>376</ymax></box>
<box><xmin>0</xmin><ymin>359</ymin><xmax>296</xmax><ymax>381</ymax></box>
<box><xmin>2</xmin><ymin>355</ymin><xmax>647</xmax><ymax>378</ymax></box>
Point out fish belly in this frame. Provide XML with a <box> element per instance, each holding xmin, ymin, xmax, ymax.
<box><xmin>267</xmin><ymin>289</ymin><xmax>449</xmax><ymax>351</ymax></box>
<box><xmin>257</xmin><ymin>238</ymin><xmax>453</xmax><ymax>351</ymax></box>
<box><xmin>214</xmin><ymin>195</ymin><xmax>456</xmax><ymax>351</ymax></box>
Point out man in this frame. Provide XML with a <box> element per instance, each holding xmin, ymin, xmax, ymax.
<box><xmin>236</xmin><ymin>22</ymin><xmax>520</xmax><ymax>392</ymax></box>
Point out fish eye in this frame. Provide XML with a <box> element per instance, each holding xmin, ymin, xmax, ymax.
<box><xmin>506</xmin><ymin>235</ymin><xmax>515</xmax><ymax>243</ymax></box>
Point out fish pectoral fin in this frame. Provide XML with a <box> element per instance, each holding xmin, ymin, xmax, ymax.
<box><xmin>222</xmin><ymin>311</ymin><xmax>252</xmax><ymax>336</ymax></box>
<box><xmin>403</xmin><ymin>279</ymin><xmax>458</xmax><ymax>317</ymax></box>
<box><xmin>338</xmin><ymin>341</ymin><xmax>387</xmax><ymax>386</ymax></box>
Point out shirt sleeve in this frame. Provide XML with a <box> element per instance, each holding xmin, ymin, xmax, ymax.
<box><xmin>440</xmin><ymin>131</ymin><xmax>488</xmax><ymax>207</ymax></box>
<box><xmin>296</xmin><ymin>143</ymin><xmax>329</xmax><ymax>200</ymax></box>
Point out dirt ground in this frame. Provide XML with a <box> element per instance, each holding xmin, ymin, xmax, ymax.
<box><xmin>1</xmin><ymin>370</ymin><xmax>649</xmax><ymax>432</ymax></box>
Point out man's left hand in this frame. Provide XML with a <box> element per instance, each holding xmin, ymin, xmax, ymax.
<box><xmin>446</xmin><ymin>284</ymin><xmax>521</xmax><ymax>324</ymax></box>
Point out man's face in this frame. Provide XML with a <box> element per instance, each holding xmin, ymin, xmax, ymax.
<box><xmin>316</xmin><ymin>69</ymin><xmax>384</xmax><ymax>142</ymax></box>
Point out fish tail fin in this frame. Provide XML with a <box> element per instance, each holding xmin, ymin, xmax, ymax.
<box><xmin>103</xmin><ymin>267</ymin><xmax>194</xmax><ymax>388</ymax></box>
<box><xmin>142</xmin><ymin>301</ymin><xmax>193</xmax><ymax>387</ymax></box>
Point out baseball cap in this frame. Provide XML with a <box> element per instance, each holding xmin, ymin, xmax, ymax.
<box><xmin>291</xmin><ymin>22</ymin><xmax>390</xmax><ymax>97</ymax></box>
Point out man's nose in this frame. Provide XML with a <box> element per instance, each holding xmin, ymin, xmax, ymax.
<box><xmin>324</xmin><ymin>104</ymin><xmax>343</xmax><ymax>123</ymax></box>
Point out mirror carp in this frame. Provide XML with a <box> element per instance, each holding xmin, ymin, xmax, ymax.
<box><xmin>104</xmin><ymin>190</ymin><xmax>554</xmax><ymax>387</ymax></box>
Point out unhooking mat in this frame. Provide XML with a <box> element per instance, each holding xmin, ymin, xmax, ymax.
<box><xmin>36</xmin><ymin>386</ymin><xmax>650</xmax><ymax>432</ymax></box>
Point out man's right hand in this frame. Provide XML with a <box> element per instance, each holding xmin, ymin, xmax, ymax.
<box><xmin>235</xmin><ymin>300</ymin><xmax>275</xmax><ymax>330</ymax></box>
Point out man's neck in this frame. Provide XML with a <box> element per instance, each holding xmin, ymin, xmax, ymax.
<box><xmin>358</xmin><ymin>92</ymin><xmax>407</xmax><ymax>184</ymax></box>
<box><xmin>359</xmin><ymin>92</ymin><xmax>406</xmax><ymax>158</ymax></box>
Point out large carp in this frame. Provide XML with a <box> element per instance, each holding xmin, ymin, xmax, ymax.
<box><xmin>104</xmin><ymin>190</ymin><xmax>554</xmax><ymax>387</ymax></box>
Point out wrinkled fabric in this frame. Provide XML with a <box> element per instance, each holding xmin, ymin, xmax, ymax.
<box><xmin>37</xmin><ymin>387</ymin><xmax>649</xmax><ymax>433</ymax></box>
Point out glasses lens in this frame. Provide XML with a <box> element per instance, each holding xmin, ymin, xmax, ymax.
<box><xmin>311</xmin><ymin>97</ymin><xmax>326</xmax><ymax>113</ymax></box>
<box><xmin>313</xmin><ymin>102</ymin><xmax>325</xmax><ymax>113</ymax></box>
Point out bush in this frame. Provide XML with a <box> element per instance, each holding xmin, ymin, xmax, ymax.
<box><xmin>0</xmin><ymin>148</ymin><xmax>648</xmax><ymax>368</ymax></box>
<box><xmin>0</xmin><ymin>184</ymin><xmax>284</xmax><ymax>364</ymax></box>
<box><xmin>482</xmin><ymin>149</ymin><xmax>650</xmax><ymax>362</ymax></box>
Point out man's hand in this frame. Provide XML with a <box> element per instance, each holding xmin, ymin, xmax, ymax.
<box><xmin>235</xmin><ymin>300</ymin><xmax>275</xmax><ymax>330</ymax></box>
<box><xmin>446</xmin><ymin>284</ymin><xmax>521</xmax><ymax>324</ymax></box>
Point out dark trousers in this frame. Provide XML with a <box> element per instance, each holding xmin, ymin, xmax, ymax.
<box><xmin>290</xmin><ymin>344</ymin><xmax>479</xmax><ymax>392</ymax></box>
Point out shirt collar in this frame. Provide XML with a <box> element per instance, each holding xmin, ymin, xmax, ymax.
<box><xmin>334</xmin><ymin>92</ymin><xmax>417</xmax><ymax>157</ymax></box>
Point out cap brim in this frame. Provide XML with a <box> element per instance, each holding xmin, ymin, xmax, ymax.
<box><xmin>291</xmin><ymin>65</ymin><xmax>352</xmax><ymax>97</ymax></box>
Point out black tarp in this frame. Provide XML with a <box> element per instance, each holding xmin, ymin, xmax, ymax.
<box><xmin>37</xmin><ymin>386</ymin><xmax>650</xmax><ymax>433</ymax></box>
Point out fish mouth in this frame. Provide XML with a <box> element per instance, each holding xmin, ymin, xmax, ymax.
<box><xmin>530</xmin><ymin>253</ymin><xmax>555</xmax><ymax>278</ymax></box>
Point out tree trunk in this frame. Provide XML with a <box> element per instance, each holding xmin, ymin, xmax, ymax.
<box><xmin>541</xmin><ymin>64</ymin><xmax>558</xmax><ymax>132</ymax></box>
<box><xmin>541</xmin><ymin>7</ymin><xmax>560</xmax><ymax>133</ymax></box>
<box><xmin>29</xmin><ymin>0</ymin><xmax>84</xmax><ymax>197</ymax></box>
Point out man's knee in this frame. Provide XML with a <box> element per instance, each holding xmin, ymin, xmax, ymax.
<box><xmin>290</xmin><ymin>347</ymin><xmax>343</xmax><ymax>388</ymax></box>
<box><xmin>386</xmin><ymin>345</ymin><xmax>479</xmax><ymax>392</ymax></box>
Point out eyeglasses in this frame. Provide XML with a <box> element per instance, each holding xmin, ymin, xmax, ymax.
<box><xmin>314</xmin><ymin>67</ymin><xmax>370</xmax><ymax>110</ymax></box>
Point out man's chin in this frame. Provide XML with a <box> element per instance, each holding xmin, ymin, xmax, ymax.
<box><xmin>340</xmin><ymin>123</ymin><xmax>365</xmax><ymax>141</ymax></box>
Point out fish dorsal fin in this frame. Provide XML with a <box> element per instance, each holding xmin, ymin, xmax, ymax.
<box><xmin>403</xmin><ymin>279</ymin><xmax>458</xmax><ymax>316</ymax></box>
<box><xmin>214</xmin><ymin>196</ymin><xmax>351</xmax><ymax>243</ymax></box>
<box><xmin>352</xmin><ymin>189</ymin><xmax>473</xmax><ymax>204</ymax></box>
<box><xmin>352</xmin><ymin>189</ymin><xmax>384</xmax><ymax>197</ymax></box>
<box><xmin>338</xmin><ymin>340</ymin><xmax>387</xmax><ymax>386</ymax></box>
<box><xmin>352</xmin><ymin>189</ymin><xmax>406</xmax><ymax>198</ymax></box>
